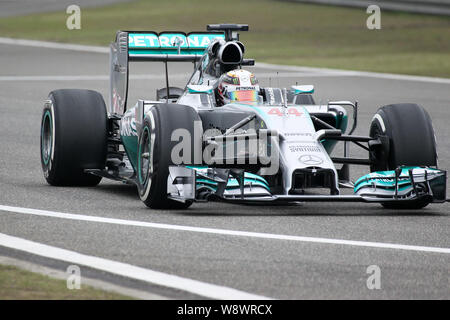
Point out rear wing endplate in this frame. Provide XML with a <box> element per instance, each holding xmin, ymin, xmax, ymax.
<box><xmin>109</xmin><ymin>30</ymin><xmax>224</xmax><ymax>116</ymax></box>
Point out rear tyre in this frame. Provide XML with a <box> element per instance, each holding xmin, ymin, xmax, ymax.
<box><xmin>40</xmin><ymin>89</ymin><xmax>108</xmax><ymax>186</ymax></box>
<box><xmin>293</xmin><ymin>94</ymin><xmax>315</xmax><ymax>105</ymax></box>
<box><xmin>137</xmin><ymin>104</ymin><xmax>201</xmax><ymax>209</ymax></box>
<box><xmin>369</xmin><ymin>103</ymin><xmax>437</xmax><ymax>209</ymax></box>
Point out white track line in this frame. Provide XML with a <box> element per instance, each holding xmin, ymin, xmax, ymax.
<box><xmin>0</xmin><ymin>232</ymin><xmax>270</xmax><ymax>300</ymax></box>
<box><xmin>0</xmin><ymin>72</ymin><xmax>342</xmax><ymax>82</ymax></box>
<box><xmin>256</xmin><ymin>62</ymin><xmax>450</xmax><ymax>84</ymax></box>
<box><xmin>0</xmin><ymin>37</ymin><xmax>108</xmax><ymax>53</ymax></box>
<box><xmin>1</xmin><ymin>37</ymin><xmax>449</xmax><ymax>84</ymax></box>
<box><xmin>0</xmin><ymin>205</ymin><xmax>449</xmax><ymax>254</ymax></box>
<box><xmin>0</xmin><ymin>75</ymin><xmax>110</xmax><ymax>81</ymax></box>
<box><xmin>0</xmin><ymin>255</ymin><xmax>167</xmax><ymax>300</ymax></box>
<box><xmin>0</xmin><ymin>74</ymin><xmax>188</xmax><ymax>81</ymax></box>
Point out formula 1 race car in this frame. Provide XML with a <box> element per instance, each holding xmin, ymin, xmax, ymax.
<box><xmin>40</xmin><ymin>24</ymin><xmax>447</xmax><ymax>209</ymax></box>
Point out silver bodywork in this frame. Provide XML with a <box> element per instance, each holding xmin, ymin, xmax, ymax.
<box><xmin>129</xmin><ymin>92</ymin><xmax>350</xmax><ymax>199</ymax></box>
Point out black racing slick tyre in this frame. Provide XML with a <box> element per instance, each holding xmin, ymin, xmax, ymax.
<box><xmin>137</xmin><ymin>104</ymin><xmax>202</xmax><ymax>209</ymax></box>
<box><xmin>293</xmin><ymin>94</ymin><xmax>315</xmax><ymax>105</ymax></box>
<box><xmin>40</xmin><ymin>89</ymin><xmax>108</xmax><ymax>186</ymax></box>
<box><xmin>156</xmin><ymin>87</ymin><xmax>184</xmax><ymax>101</ymax></box>
<box><xmin>369</xmin><ymin>103</ymin><xmax>437</xmax><ymax>209</ymax></box>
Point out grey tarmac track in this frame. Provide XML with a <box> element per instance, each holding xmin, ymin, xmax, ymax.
<box><xmin>0</xmin><ymin>43</ymin><xmax>449</xmax><ymax>299</ymax></box>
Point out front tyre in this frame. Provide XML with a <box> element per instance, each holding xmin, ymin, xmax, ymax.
<box><xmin>369</xmin><ymin>103</ymin><xmax>437</xmax><ymax>209</ymax></box>
<box><xmin>137</xmin><ymin>104</ymin><xmax>201</xmax><ymax>209</ymax></box>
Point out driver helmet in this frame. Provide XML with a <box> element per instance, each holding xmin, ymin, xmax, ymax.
<box><xmin>217</xmin><ymin>69</ymin><xmax>259</xmax><ymax>105</ymax></box>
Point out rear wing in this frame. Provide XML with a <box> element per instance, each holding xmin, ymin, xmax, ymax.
<box><xmin>109</xmin><ymin>30</ymin><xmax>225</xmax><ymax>116</ymax></box>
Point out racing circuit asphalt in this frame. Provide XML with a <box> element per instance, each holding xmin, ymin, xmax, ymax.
<box><xmin>0</xmin><ymin>42</ymin><xmax>449</xmax><ymax>299</ymax></box>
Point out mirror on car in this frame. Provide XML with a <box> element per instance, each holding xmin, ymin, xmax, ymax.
<box><xmin>291</xmin><ymin>85</ymin><xmax>314</xmax><ymax>94</ymax></box>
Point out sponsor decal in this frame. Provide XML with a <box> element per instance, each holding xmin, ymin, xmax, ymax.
<box><xmin>120</xmin><ymin>110</ymin><xmax>137</xmax><ymax>136</ymax></box>
<box><xmin>266</xmin><ymin>88</ymin><xmax>276</xmax><ymax>105</ymax></box>
<box><xmin>284</xmin><ymin>132</ymin><xmax>312</xmax><ymax>137</ymax></box>
<box><xmin>289</xmin><ymin>145</ymin><xmax>321</xmax><ymax>153</ymax></box>
<box><xmin>267</xmin><ymin>107</ymin><xmax>303</xmax><ymax>117</ymax></box>
<box><xmin>299</xmin><ymin>154</ymin><xmax>323</xmax><ymax>165</ymax></box>
<box><xmin>128</xmin><ymin>33</ymin><xmax>224</xmax><ymax>49</ymax></box>
<box><xmin>187</xmin><ymin>33</ymin><xmax>225</xmax><ymax>48</ymax></box>
<box><xmin>233</xmin><ymin>86</ymin><xmax>257</xmax><ymax>91</ymax></box>
<box><xmin>128</xmin><ymin>33</ymin><xmax>160</xmax><ymax>48</ymax></box>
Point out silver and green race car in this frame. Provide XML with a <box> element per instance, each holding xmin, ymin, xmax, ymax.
<box><xmin>40</xmin><ymin>24</ymin><xmax>447</xmax><ymax>209</ymax></box>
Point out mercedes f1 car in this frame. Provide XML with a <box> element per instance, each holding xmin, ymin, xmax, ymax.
<box><xmin>40</xmin><ymin>24</ymin><xmax>447</xmax><ymax>209</ymax></box>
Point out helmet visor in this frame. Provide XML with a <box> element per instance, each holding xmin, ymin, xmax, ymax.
<box><xmin>227</xmin><ymin>90</ymin><xmax>258</xmax><ymax>102</ymax></box>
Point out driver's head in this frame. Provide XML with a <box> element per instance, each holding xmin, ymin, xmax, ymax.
<box><xmin>217</xmin><ymin>69</ymin><xmax>259</xmax><ymax>105</ymax></box>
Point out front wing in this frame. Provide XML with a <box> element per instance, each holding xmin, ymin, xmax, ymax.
<box><xmin>167</xmin><ymin>166</ymin><xmax>447</xmax><ymax>205</ymax></box>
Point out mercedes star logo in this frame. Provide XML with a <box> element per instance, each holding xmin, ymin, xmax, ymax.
<box><xmin>299</xmin><ymin>154</ymin><xmax>323</xmax><ymax>165</ymax></box>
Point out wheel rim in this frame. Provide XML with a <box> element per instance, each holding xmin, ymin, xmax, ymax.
<box><xmin>138</xmin><ymin>126</ymin><xmax>152</xmax><ymax>186</ymax></box>
<box><xmin>41</xmin><ymin>110</ymin><xmax>52</xmax><ymax>165</ymax></box>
